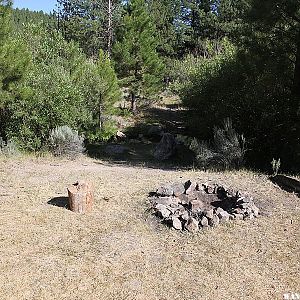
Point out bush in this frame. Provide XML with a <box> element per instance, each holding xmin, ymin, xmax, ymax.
<box><xmin>49</xmin><ymin>126</ymin><xmax>85</xmax><ymax>158</ymax></box>
<box><xmin>190</xmin><ymin>118</ymin><xmax>246</xmax><ymax>170</ymax></box>
<box><xmin>0</xmin><ymin>137</ymin><xmax>19</xmax><ymax>156</ymax></box>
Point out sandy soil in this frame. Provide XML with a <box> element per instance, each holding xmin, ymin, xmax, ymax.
<box><xmin>0</xmin><ymin>155</ymin><xmax>299</xmax><ymax>300</ymax></box>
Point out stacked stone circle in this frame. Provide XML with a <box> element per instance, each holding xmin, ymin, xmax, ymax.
<box><xmin>149</xmin><ymin>180</ymin><xmax>259</xmax><ymax>232</ymax></box>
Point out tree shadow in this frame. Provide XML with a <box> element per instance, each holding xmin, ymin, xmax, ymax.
<box><xmin>269</xmin><ymin>175</ymin><xmax>300</xmax><ymax>197</ymax></box>
<box><xmin>48</xmin><ymin>197</ymin><xmax>70</xmax><ymax>209</ymax></box>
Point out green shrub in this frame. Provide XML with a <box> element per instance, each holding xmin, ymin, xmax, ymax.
<box><xmin>190</xmin><ymin>118</ymin><xmax>246</xmax><ymax>170</ymax></box>
<box><xmin>49</xmin><ymin>126</ymin><xmax>85</xmax><ymax>158</ymax></box>
<box><xmin>0</xmin><ymin>137</ymin><xmax>19</xmax><ymax>156</ymax></box>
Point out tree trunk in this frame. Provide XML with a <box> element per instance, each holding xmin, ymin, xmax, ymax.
<box><xmin>292</xmin><ymin>28</ymin><xmax>300</xmax><ymax>109</ymax></box>
<box><xmin>131</xmin><ymin>92</ymin><xmax>137</xmax><ymax>113</ymax></box>
<box><xmin>67</xmin><ymin>181</ymin><xmax>94</xmax><ymax>214</ymax></box>
<box><xmin>107</xmin><ymin>0</ymin><xmax>113</xmax><ymax>57</ymax></box>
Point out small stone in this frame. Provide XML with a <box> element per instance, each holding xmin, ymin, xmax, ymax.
<box><xmin>218</xmin><ymin>211</ymin><xmax>230</xmax><ymax>223</ymax></box>
<box><xmin>151</xmin><ymin>197</ymin><xmax>173</xmax><ymax>206</ymax></box>
<box><xmin>185</xmin><ymin>217</ymin><xmax>199</xmax><ymax>233</ymax></box>
<box><xmin>252</xmin><ymin>205</ymin><xmax>259</xmax><ymax>217</ymax></box>
<box><xmin>181</xmin><ymin>211</ymin><xmax>190</xmax><ymax>221</ymax></box>
<box><xmin>185</xmin><ymin>181</ymin><xmax>198</xmax><ymax>195</ymax></box>
<box><xmin>190</xmin><ymin>200</ymin><xmax>204</xmax><ymax>212</ymax></box>
<box><xmin>209</xmin><ymin>215</ymin><xmax>220</xmax><ymax>227</ymax></box>
<box><xmin>232</xmin><ymin>213</ymin><xmax>244</xmax><ymax>220</ymax></box>
<box><xmin>178</xmin><ymin>194</ymin><xmax>189</xmax><ymax>205</ymax></box>
<box><xmin>172</xmin><ymin>217</ymin><xmax>182</xmax><ymax>230</ymax></box>
<box><xmin>215</xmin><ymin>207</ymin><xmax>225</xmax><ymax>215</ymax></box>
<box><xmin>200</xmin><ymin>216</ymin><xmax>209</xmax><ymax>227</ymax></box>
<box><xmin>205</xmin><ymin>208</ymin><xmax>214</xmax><ymax>219</ymax></box>
<box><xmin>171</xmin><ymin>183</ymin><xmax>185</xmax><ymax>197</ymax></box>
<box><xmin>156</xmin><ymin>185</ymin><xmax>173</xmax><ymax>197</ymax></box>
<box><xmin>155</xmin><ymin>204</ymin><xmax>171</xmax><ymax>219</ymax></box>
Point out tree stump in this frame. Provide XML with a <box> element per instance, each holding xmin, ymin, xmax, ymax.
<box><xmin>67</xmin><ymin>181</ymin><xmax>94</xmax><ymax>213</ymax></box>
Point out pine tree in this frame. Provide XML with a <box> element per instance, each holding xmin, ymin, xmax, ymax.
<box><xmin>113</xmin><ymin>0</ymin><xmax>163</xmax><ymax>112</ymax></box>
<box><xmin>0</xmin><ymin>1</ymin><xmax>30</xmax><ymax>138</ymax></box>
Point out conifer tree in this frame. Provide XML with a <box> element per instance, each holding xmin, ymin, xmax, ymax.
<box><xmin>113</xmin><ymin>0</ymin><xmax>163</xmax><ymax>112</ymax></box>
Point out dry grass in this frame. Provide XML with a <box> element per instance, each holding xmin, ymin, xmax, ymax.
<box><xmin>0</xmin><ymin>155</ymin><xmax>299</xmax><ymax>300</ymax></box>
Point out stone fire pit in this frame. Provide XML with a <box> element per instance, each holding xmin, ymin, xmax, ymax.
<box><xmin>149</xmin><ymin>180</ymin><xmax>259</xmax><ymax>232</ymax></box>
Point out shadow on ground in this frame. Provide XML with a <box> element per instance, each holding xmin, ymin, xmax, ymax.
<box><xmin>269</xmin><ymin>175</ymin><xmax>300</xmax><ymax>197</ymax></box>
<box><xmin>87</xmin><ymin>141</ymin><xmax>195</xmax><ymax>170</ymax></box>
<box><xmin>48</xmin><ymin>197</ymin><xmax>70</xmax><ymax>209</ymax></box>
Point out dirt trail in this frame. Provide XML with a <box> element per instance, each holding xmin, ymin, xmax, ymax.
<box><xmin>0</xmin><ymin>156</ymin><xmax>299</xmax><ymax>300</ymax></box>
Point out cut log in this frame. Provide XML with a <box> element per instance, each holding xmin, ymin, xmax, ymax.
<box><xmin>67</xmin><ymin>181</ymin><xmax>94</xmax><ymax>213</ymax></box>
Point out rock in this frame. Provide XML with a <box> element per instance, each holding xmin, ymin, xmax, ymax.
<box><xmin>215</xmin><ymin>207</ymin><xmax>225</xmax><ymax>215</ymax></box>
<box><xmin>178</xmin><ymin>194</ymin><xmax>189</xmax><ymax>205</ymax></box>
<box><xmin>105</xmin><ymin>145</ymin><xmax>129</xmax><ymax>155</ymax></box>
<box><xmin>116</xmin><ymin>131</ymin><xmax>126</xmax><ymax>139</ymax></box>
<box><xmin>153</xmin><ymin>133</ymin><xmax>177</xmax><ymax>161</ymax></box>
<box><xmin>171</xmin><ymin>183</ymin><xmax>185</xmax><ymax>197</ymax></box>
<box><xmin>147</xmin><ymin>125</ymin><xmax>164</xmax><ymax>138</ymax></box>
<box><xmin>151</xmin><ymin>197</ymin><xmax>174</xmax><ymax>207</ymax></box>
<box><xmin>172</xmin><ymin>217</ymin><xmax>182</xmax><ymax>230</ymax></box>
<box><xmin>205</xmin><ymin>208</ymin><xmax>214</xmax><ymax>219</ymax></box>
<box><xmin>181</xmin><ymin>211</ymin><xmax>190</xmax><ymax>221</ymax></box>
<box><xmin>218</xmin><ymin>211</ymin><xmax>230</xmax><ymax>223</ymax></box>
<box><xmin>209</xmin><ymin>215</ymin><xmax>220</xmax><ymax>227</ymax></box>
<box><xmin>232</xmin><ymin>213</ymin><xmax>244</xmax><ymax>220</ymax></box>
<box><xmin>190</xmin><ymin>200</ymin><xmax>204</xmax><ymax>212</ymax></box>
<box><xmin>185</xmin><ymin>217</ymin><xmax>199</xmax><ymax>233</ymax></box>
<box><xmin>185</xmin><ymin>181</ymin><xmax>198</xmax><ymax>195</ymax></box>
<box><xmin>252</xmin><ymin>205</ymin><xmax>259</xmax><ymax>217</ymax></box>
<box><xmin>155</xmin><ymin>204</ymin><xmax>171</xmax><ymax>219</ymax></box>
<box><xmin>169</xmin><ymin>204</ymin><xmax>185</xmax><ymax>216</ymax></box>
<box><xmin>156</xmin><ymin>185</ymin><xmax>174</xmax><ymax>197</ymax></box>
<box><xmin>200</xmin><ymin>216</ymin><xmax>209</xmax><ymax>227</ymax></box>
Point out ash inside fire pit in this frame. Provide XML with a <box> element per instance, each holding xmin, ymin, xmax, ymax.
<box><xmin>149</xmin><ymin>180</ymin><xmax>259</xmax><ymax>232</ymax></box>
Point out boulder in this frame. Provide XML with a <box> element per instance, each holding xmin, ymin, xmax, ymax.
<box><xmin>184</xmin><ymin>181</ymin><xmax>198</xmax><ymax>195</ymax></box>
<box><xmin>153</xmin><ymin>133</ymin><xmax>177</xmax><ymax>161</ymax></box>
<box><xmin>178</xmin><ymin>194</ymin><xmax>189</xmax><ymax>205</ymax></box>
<box><xmin>147</xmin><ymin>125</ymin><xmax>164</xmax><ymax>138</ymax></box>
<box><xmin>151</xmin><ymin>197</ymin><xmax>174</xmax><ymax>207</ymax></box>
<box><xmin>105</xmin><ymin>145</ymin><xmax>129</xmax><ymax>155</ymax></box>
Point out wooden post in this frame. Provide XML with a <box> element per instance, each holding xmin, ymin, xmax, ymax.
<box><xmin>67</xmin><ymin>181</ymin><xmax>94</xmax><ymax>213</ymax></box>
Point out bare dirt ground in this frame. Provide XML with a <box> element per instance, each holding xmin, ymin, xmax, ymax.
<box><xmin>0</xmin><ymin>155</ymin><xmax>299</xmax><ymax>300</ymax></box>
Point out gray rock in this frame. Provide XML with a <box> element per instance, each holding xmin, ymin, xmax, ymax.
<box><xmin>252</xmin><ymin>205</ymin><xmax>259</xmax><ymax>217</ymax></box>
<box><xmin>171</xmin><ymin>183</ymin><xmax>185</xmax><ymax>197</ymax></box>
<box><xmin>105</xmin><ymin>145</ymin><xmax>129</xmax><ymax>155</ymax></box>
<box><xmin>156</xmin><ymin>185</ymin><xmax>174</xmax><ymax>197</ymax></box>
<box><xmin>178</xmin><ymin>194</ymin><xmax>189</xmax><ymax>205</ymax></box>
<box><xmin>205</xmin><ymin>208</ymin><xmax>214</xmax><ymax>219</ymax></box>
<box><xmin>190</xmin><ymin>200</ymin><xmax>204</xmax><ymax>212</ymax></box>
<box><xmin>200</xmin><ymin>216</ymin><xmax>209</xmax><ymax>227</ymax></box>
<box><xmin>185</xmin><ymin>181</ymin><xmax>198</xmax><ymax>195</ymax></box>
<box><xmin>232</xmin><ymin>213</ymin><xmax>244</xmax><ymax>220</ymax></box>
<box><xmin>215</xmin><ymin>207</ymin><xmax>225</xmax><ymax>215</ymax></box>
<box><xmin>153</xmin><ymin>133</ymin><xmax>176</xmax><ymax>161</ymax></box>
<box><xmin>181</xmin><ymin>211</ymin><xmax>190</xmax><ymax>221</ymax></box>
<box><xmin>155</xmin><ymin>204</ymin><xmax>171</xmax><ymax>219</ymax></box>
<box><xmin>172</xmin><ymin>217</ymin><xmax>182</xmax><ymax>230</ymax></box>
<box><xmin>218</xmin><ymin>211</ymin><xmax>230</xmax><ymax>223</ymax></box>
<box><xmin>185</xmin><ymin>217</ymin><xmax>199</xmax><ymax>233</ymax></box>
<box><xmin>151</xmin><ymin>197</ymin><xmax>174</xmax><ymax>207</ymax></box>
<box><xmin>209</xmin><ymin>215</ymin><xmax>220</xmax><ymax>227</ymax></box>
<box><xmin>147</xmin><ymin>125</ymin><xmax>164</xmax><ymax>137</ymax></box>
